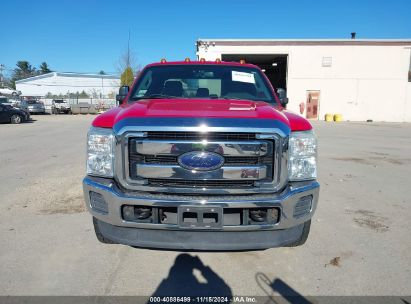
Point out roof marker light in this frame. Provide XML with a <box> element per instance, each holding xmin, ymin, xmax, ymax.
<box><xmin>160</xmin><ymin>58</ymin><xmax>167</xmax><ymax>63</ymax></box>
<box><xmin>185</xmin><ymin>57</ymin><xmax>191</xmax><ymax>62</ymax></box>
<box><xmin>240</xmin><ymin>59</ymin><xmax>246</xmax><ymax>64</ymax></box>
<box><xmin>200</xmin><ymin>58</ymin><xmax>206</xmax><ymax>63</ymax></box>
<box><xmin>215</xmin><ymin>58</ymin><xmax>221</xmax><ymax>63</ymax></box>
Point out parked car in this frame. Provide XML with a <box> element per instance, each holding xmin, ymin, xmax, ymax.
<box><xmin>15</xmin><ymin>99</ymin><xmax>30</xmax><ymax>113</ymax></box>
<box><xmin>0</xmin><ymin>104</ymin><xmax>30</xmax><ymax>124</ymax></box>
<box><xmin>0</xmin><ymin>88</ymin><xmax>21</xmax><ymax>96</ymax></box>
<box><xmin>83</xmin><ymin>59</ymin><xmax>319</xmax><ymax>250</ymax></box>
<box><xmin>0</xmin><ymin>96</ymin><xmax>12</xmax><ymax>105</ymax></box>
<box><xmin>27</xmin><ymin>100</ymin><xmax>45</xmax><ymax>114</ymax></box>
<box><xmin>52</xmin><ymin>99</ymin><xmax>71</xmax><ymax>114</ymax></box>
<box><xmin>0</xmin><ymin>96</ymin><xmax>29</xmax><ymax>113</ymax></box>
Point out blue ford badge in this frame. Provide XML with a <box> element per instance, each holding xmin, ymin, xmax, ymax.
<box><xmin>178</xmin><ymin>151</ymin><xmax>225</xmax><ymax>171</ymax></box>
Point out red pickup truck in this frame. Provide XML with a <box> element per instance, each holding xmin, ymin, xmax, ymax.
<box><xmin>83</xmin><ymin>60</ymin><xmax>319</xmax><ymax>250</ymax></box>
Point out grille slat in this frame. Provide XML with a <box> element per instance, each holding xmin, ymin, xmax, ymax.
<box><xmin>146</xmin><ymin>131</ymin><xmax>256</xmax><ymax>141</ymax></box>
<box><xmin>147</xmin><ymin>179</ymin><xmax>255</xmax><ymax>188</ymax></box>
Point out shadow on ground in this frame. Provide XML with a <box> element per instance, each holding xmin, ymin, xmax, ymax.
<box><xmin>150</xmin><ymin>254</ymin><xmax>309</xmax><ymax>304</ymax></box>
<box><xmin>256</xmin><ymin>272</ymin><xmax>310</xmax><ymax>304</ymax></box>
<box><xmin>151</xmin><ymin>254</ymin><xmax>232</xmax><ymax>297</ymax></box>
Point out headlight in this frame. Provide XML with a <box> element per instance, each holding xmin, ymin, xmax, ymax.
<box><xmin>288</xmin><ymin>131</ymin><xmax>317</xmax><ymax>181</ymax></box>
<box><xmin>87</xmin><ymin>127</ymin><xmax>115</xmax><ymax>177</ymax></box>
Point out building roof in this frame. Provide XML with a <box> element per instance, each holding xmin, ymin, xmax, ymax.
<box><xmin>15</xmin><ymin>72</ymin><xmax>120</xmax><ymax>84</ymax></box>
<box><xmin>197</xmin><ymin>38</ymin><xmax>411</xmax><ymax>46</ymax></box>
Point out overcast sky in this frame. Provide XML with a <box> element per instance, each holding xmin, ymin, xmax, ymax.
<box><xmin>2</xmin><ymin>0</ymin><xmax>411</xmax><ymax>75</ymax></box>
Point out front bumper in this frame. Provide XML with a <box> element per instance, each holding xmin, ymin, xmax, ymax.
<box><xmin>28</xmin><ymin>108</ymin><xmax>45</xmax><ymax>113</ymax></box>
<box><xmin>55</xmin><ymin>107</ymin><xmax>70</xmax><ymax>112</ymax></box>
<box><xmin>83</xmin><ymin>176</ymin><xmax>319</xmax><ymax>249</ymax></box>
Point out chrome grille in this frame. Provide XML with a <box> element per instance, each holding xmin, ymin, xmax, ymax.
<box><xmin>127</xmin><ymin>132</ymin><xmax>276</xmax><ymax>189</ymax></box>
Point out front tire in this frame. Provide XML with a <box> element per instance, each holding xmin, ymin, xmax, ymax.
<box><xmin>286</xmin><ymin>220</ymin><xmax>311</xmax><ymax>247</ymax></box>
<box><xmin>10</xmin><ymin>114</ymin><xmax>22</xmax><ymax>124</ymax></box>
<box><xmin>93</xmin><ymin>217</ymin><xmax>117</xmax><ymax>244</ymax></box>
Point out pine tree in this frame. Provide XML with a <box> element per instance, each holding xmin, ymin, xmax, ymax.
<box><xmin>39</xmin><ymin>62</ymin><xmax>52</xmax><ymax>74</ymax></box>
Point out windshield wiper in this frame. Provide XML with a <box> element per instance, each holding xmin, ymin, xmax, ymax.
<box><xmin>221</xmin><ymin>97</ymin><xmax>273</xmax><ymax>103</ymax></box>
<box><xmin>221</xmin><ymin>97</ymin><xmax>246</xmax><ymax>101</ymax></box>
<box><xmin>129</xmin><ymin>94</ymin><xmax>178</xmax><ymax>101</ymax></box>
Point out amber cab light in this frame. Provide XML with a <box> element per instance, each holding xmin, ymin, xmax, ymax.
<box><xmin>185</xmin><ymin>58</ymin><xmax>191</xmax><ymax>62</ymax></box>
<box><xmin>200</xmin><ymin>58</ymin><xmax>206</xmax><ymax>63</ymax></box>
<box><xmin>240</xmin><ymin>59</ymin><xmax>246</xmax><ymax>64</ymax></box>
<box><xmin>160</xmin><ymin>58</ymin><xmax>167</xmax><ymax>63</ymax></box>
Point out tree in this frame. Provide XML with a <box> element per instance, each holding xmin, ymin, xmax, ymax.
<box><xmin>10</xmin><ymin>61</ymin><xmax>37</xmax><ymax>88</ymax></box>
<box><xmin>15</xmin><ymin>61</ymin><xmax>36</xmax><ymax>77</ymax></box>
<box><xmin>116</xmin><ymin>30</ymin><xmax>140</xmax><ymax>84</ymax></box>
<box><xmin>39</xmin><ymin>62</ymin><xmax>52</xmax><ymax>74</ymax></box>
<box><xmin>116</xmin><ymin>42</ymin><xmax>137</xmax><ymax>73</ymax></box>
<box><xmin>120</xmin><ymin>67</ymin><xmax>134</xmax><ymax>86</ymax></box>
<box><xmin>79</xmin><ymin>90</ymin><xmax>89</xmax><ymax>98</ymax></box>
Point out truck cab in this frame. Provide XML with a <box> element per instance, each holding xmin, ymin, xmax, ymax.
<box><xmin>83</xmin><ymin>60</ymin><xmax>319</xmax><ymax>250</ymax></box>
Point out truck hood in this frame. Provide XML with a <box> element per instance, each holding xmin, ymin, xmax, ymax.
<box><xmin>92</xmin><ymin>98</ymin><xmax>312</xmax><ymax>133</ymax></box>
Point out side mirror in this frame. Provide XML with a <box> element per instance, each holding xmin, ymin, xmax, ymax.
<box><xmin>116</xmin><ymin>86</ymin><xmax>129</xmax><ymax>104</ymax></box>
<box><xmin>276</xmin><ymin>88</ymin><xmax>288</xmax><ymax>107</ymax></box>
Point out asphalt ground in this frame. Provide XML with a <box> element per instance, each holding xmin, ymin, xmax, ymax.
<box><xmin>0</xmin><ymin>115</ymin><xmax>410</xmax><ymax>298</ymax></box>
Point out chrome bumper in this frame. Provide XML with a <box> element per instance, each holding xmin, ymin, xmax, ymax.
<box><xmin>83</xmin><ymin>176</ymin><xmax>319</xmax><ymax>232</ymax></box>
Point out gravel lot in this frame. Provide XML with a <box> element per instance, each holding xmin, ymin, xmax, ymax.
<box><xmin>0</xmin><ymin>115</ymin><xmax>410</xmax><ymax>297</ymax></box>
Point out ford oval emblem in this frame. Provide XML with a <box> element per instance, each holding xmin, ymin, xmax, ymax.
<box><xmin>178</xmin><ymin>151</ymin><xmax>225</xmax><ymax>171</ymax></box>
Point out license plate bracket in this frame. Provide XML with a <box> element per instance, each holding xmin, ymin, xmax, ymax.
<box><xmin>178</xmin><ymin>206</ymin><xmax>223</xmax><ymax>229</ymax></box>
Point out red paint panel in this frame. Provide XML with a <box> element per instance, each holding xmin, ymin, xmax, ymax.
<box><xmin>92</xmin><ymin>99</ymin><xmax>312</xmax><ymax>132</ymax></box>
<box><xmin>91</xmin><ymin>61</ymin><xmax>312</xmax><ymax>132</ymax></box>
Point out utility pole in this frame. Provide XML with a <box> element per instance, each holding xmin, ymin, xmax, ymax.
<box><xmin>0</xmin><ymin>64</ymin><xmax>5</xmax><ymax>88</ymax></box>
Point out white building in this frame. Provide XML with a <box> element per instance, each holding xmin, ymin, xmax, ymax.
<box><xmin>197</xmin><ymin>39</ymin><xmax>411</xmax><ymax>122</ymax></box>
<box><xmin>15</xmin><ymin>72</ymin><xmax>120</xmax><ymax>99</ymax></box>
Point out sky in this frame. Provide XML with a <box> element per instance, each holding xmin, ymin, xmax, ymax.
<box><xmin>1</xmin><ymin>0</ymin><xmax>411</xmax><ymax>76</ymax></box>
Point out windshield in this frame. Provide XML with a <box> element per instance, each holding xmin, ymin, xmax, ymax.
<box><xmin>54</xmin><ymin>100</ymin><xmax>64</xmax><ymax>103</ymax></box>
<box><xmin>0</xmin><ymin>97</ymin><xmax>8</xmax><ymax>103</ymax></box>
<box><xmin>129</xmin><ymin>64</ymin><xmax>276</xmax><ymax>104</ymax></box>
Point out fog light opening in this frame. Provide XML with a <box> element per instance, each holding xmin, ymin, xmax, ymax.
<box><xmin>135</xmin><ymin>207</ymin><xmax>152</xmax><ymax>220</ymax></box>
<box><xmin>122</xmin><ymin>205</ymin><xmax>153</xmax><ymax>223</ymax></box>
<box><xmin>248</xmin><ymin>208</ymin><xmax>279</xmax><ymax>224</ymax></box>
<box><xmin>250</xmin><ymin>209</ymin><xmax>267</xmax><ymax>222</ymax></box>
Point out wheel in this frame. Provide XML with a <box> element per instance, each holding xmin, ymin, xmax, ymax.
<box><xmin>93</xmin><ymin>217</ymin><xmax>117</xmax><ymax>244</ymax></box>
<box><xmin>10</xmin><ymin>114</ymin><xmax>22</xmax><ymax>124</ymax></box>
<box><xmin>286</xmin><ymin>220</ymin><xmax>311</xmax><ymax>247</ymax></box>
